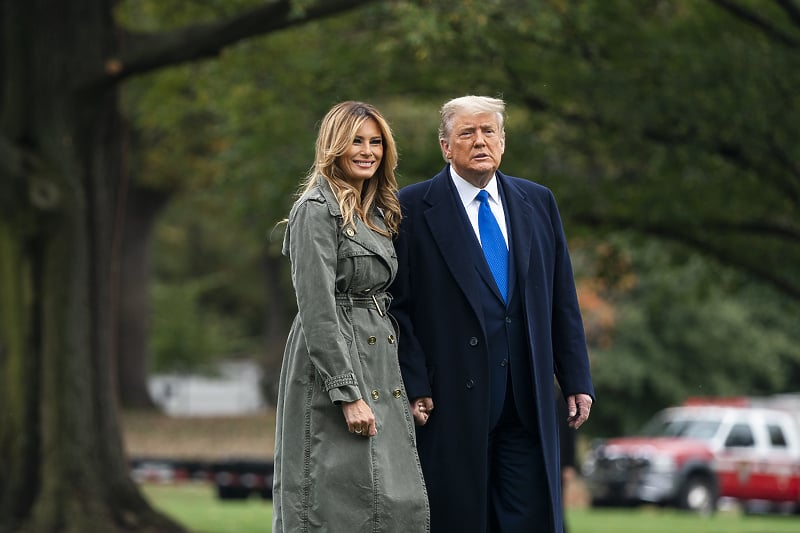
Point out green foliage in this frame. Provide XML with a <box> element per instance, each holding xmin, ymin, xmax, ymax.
<box><xmin>586</xmin><ymin>237</ymin><xmax>800</xmax><ymax>436</ymax></box>
<box><xmin>116</xmin><ymin>0</ymin><xmax>264</xmax><ymax>31</ymax></box>
<box><xmin>373</xmin><ymin>0</ymin><xmax>800</xmax><ymax>435</ymax></box>
<box><xmin>120</xmin><ymin>1</ymin><xmax>447</xmax><ymax>374</ymax></box>
<box><xmin>118</xmin><ymin>0</ymin><xmax>800</xmax><ymax>420</ymax></box>
<box><xmin>384</xmin><ymin>0</ymin><xmax>800</xmax><ymax>297</ymax></box>
<box><xmin>149</xmin><ymin>192</ymin><xmax>266</xmax><ymax>374</ymax></box>
<box><xmin>150</xmin><ymin>279</ymin><xmax>247</xmax><ymax>374</ymax></box>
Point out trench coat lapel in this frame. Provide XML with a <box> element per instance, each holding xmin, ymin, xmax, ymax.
<box><xmin>317</xmin><ymin>175</ymin><xmax>395</xmax><ymax>275</ymax></box>
<box><xmin>422</xmin><ymin>169</ymin><xmax>485</xmax><ymax>322</ymax></box>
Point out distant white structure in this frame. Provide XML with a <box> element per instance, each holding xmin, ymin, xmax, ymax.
<box><xmin>149</xmin><ymin>359</ymin><xmax>265</xmax><ymax>416</ymax></box>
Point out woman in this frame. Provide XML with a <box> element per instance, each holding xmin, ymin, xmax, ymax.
<box><xmin>272</xmin><ymin>101</ymin><xmax>430</xmax><ymax>532</ymax></box>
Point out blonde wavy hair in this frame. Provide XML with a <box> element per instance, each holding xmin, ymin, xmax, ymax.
<box><xmin>297</xmin><ymin>101</ymin><xmax>401</xmax><ymax>237</ymax></box>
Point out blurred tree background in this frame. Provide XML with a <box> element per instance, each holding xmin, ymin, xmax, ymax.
<box><xmin>121</xmin><ymin>0</ymin><xmax>800</xmax><ymax>435</ymax></box>
<box><xmin>2</xmin><ymin>0</ymin><xmax>799</xmax><ymax>530</ymax></box>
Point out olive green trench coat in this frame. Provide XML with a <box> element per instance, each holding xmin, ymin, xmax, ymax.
<box><xmin>272</xmin><ymin>177</ymin><xmax>429</xmax><ymax>532</ymax></box>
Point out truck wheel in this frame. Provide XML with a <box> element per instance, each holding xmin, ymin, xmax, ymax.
<box><xmin>678</xmin><ymin>474</ymin><xmax>717</xmax><ymax>515</ymax></box>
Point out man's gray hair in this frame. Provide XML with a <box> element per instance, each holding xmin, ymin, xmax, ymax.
<box><xmin>438</xmin><ymin>95</ymin><xmax>506</xmax><ymax>141</ymax></box>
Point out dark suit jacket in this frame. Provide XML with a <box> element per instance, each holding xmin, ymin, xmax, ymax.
<box><xmin>389</xmin><ymin>166</ymin><xmax>595</xmax><ymax>533</ymax></box>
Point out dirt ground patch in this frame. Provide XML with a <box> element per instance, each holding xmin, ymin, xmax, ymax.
<box><xmin>121</xmin><ymin>409</ymin><xmax>275</xmax><ymax>461</ymax></box>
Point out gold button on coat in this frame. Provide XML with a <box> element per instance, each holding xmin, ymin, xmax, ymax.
<box><xmin>387</xmin><ymin>335</ymin><xmax>395</xmax><ymax>344</ymax></box>
<box><xmin>393</xmin><ymin>389</ymin><xmax>402</xmax><ymax>398</ymax></box>
<box><xmin>371</xmin><ymin>390</ymin><xmax>380</xmax><ymax>400</ymax></box>
<box><xmin>368</xmin><ymin>336</ymin><xmax>377</xmax><ymax>345</ymax></box>
<box><xmin>345</xmin><ymin>227</ymin><xmax>355</xmax><ymax>237</ymax></box>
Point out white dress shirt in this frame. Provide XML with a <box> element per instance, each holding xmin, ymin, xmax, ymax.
<box><xmin>450</xmin><ymin>169</ymin><xmax>509</xmax><ymax>249</ymax></box>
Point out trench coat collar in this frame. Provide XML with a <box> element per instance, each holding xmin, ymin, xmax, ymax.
<box><xmin>316</xmin><ymin>175</ymin><xmax>395</xmax><ymax>270</ymax></box>
<box><xmin>317</xmin><ymin>175</ymin><xmax>343</xmax><ymax>216</ymax></box>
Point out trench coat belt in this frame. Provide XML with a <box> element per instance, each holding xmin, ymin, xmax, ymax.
<box><xmin>335</xmin><ymin>292</ymin><xmax>392</xmax><ymax>317</ymax></box>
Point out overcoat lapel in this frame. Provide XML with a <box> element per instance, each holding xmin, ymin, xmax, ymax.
<box><xmin>498</xmin><ymin>173</ymin><xmax>533</xmax><ymax>299</ymax></box>
<box><xmin>422</xmin><ymin>170</ymin><xmax>485</xmax><ymax>323</ymax></box>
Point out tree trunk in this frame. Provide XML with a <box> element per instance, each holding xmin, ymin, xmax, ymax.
<box><xmin>0</xmin><ymin>2</ymin><xmax>184</xmax><ymax>531</ymax></box>
<box><xmin>115</xmin><ymin>184</ymin><xmax>171</xmax><ymax>410</ymax></box>
<box><xmin>0</xmin><ymin>225</ymin><xmax>41</xmax><ymax>531</ymax></box>
<box><xmin>1</xmin><ymin>0</ymin><xmax>378</xmax><ymax>530</ymax></box>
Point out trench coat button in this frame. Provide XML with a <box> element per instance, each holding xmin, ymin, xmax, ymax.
<box><xmin>469</xmin><ymin>337</ymin><xmax>479</xmax><ymax>347</ymax></box>
<box><xmin>505</xmin><ymin>317</ymin><xmax>512</xmax><ymax>324</ymax></box>
<box><xmin>368</xmin><ymin>336</ymin><xmax>377</xmax><ymax>345</ymax></box>
<box><xmin>387</xmin><ymin>335</ymin><xmax>395</xmax><ymax>344</ymax></box>
<box><xmin>393</xmin><ymin>388</ymin><xmax>402</xmax><ymax>398</ymax></box>
<box><xmin>466</xmin><ymin>379</ymin><xmax>474</xmax><ymax>389</ymax></box>
<box><xmin>500</xmin><ymin>358</ymin><xmax>508</xmax><ymax>367</ymax></box>
<box><xmin>371</xmin><ymin>390</ymin><xmax>380</xmax><ymax>400</ymax></box>
<box><xmin>345</xmin><ymin>227</ymin><xmax>355</xmax><ymax>237</ymax></box>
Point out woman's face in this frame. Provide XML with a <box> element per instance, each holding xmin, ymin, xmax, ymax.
<box><xmin>339</xmin><ymin>118</ymin><xmax>384</xmax><ymax>191</ymax></box>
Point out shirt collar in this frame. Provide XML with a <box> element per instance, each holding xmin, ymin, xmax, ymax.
<box><xmin>449</xmin><ymin>167</ymin><xmax>501</xmax><ymax>206</ymax></box>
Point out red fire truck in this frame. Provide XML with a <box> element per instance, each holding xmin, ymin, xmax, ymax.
<box><xmin>582</xmin><ymin>394</ymin><xmax>800</xmax><ymax>514</ymax></box>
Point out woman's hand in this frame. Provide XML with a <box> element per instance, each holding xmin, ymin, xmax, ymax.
<box><xmin>342</xmin><ymin>399</ymin><xmax>377</xmax><ymax>436</ymax></box>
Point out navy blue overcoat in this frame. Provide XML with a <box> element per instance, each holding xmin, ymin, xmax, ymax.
<box><xmin>389</xmin><ymin>166</ymin><xmax>595</xmax><ymax>533</ymax></box>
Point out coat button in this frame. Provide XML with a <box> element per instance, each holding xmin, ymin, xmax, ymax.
<box><xmin>393</xmin><ymin>389</ymin><xmax>402</xmax><ymax>398</ymax></box>
<box><xmin>371</xmin><ymin>390</ymin><xmax>380</xmax><ymax>400</ymax></box>
<box><xmin>469</xmin><ymin>337</ymin><xmax>478</xmax><ymax>347</ymax></box>
<box><xmin>345</xmin><ymin>227</ymin><xmax>355</xmax><ymax>237</ymax></box>
<box><xmin>500</xmin><ymin>358</ymin><xmax>508</xmax><ymax>367</ymax></box>
<box><xmin>466</xmin><ymin>378</ymin><xmax>474</xmax><ymax>389</ymax></box>
<box><xmin>387</xmin><ymin>335</ymin><xmax>395</xmax><ymax>344</ymax></box>
<box><xmin>368</xmin><ymin>336</ymin><xmax>376</xmax><ymax>345</ymax></box>
<box><xmin>505</xmin><ymin>317</ymin><xmax>512</xmax><ymax>324</ymax></box>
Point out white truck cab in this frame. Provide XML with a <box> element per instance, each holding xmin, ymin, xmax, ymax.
<box><xmin>582</xmin><ymin>396</ymin><xmax>800</xmax><ymax>514</ymax></box>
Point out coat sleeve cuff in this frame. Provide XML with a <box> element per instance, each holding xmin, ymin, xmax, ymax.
<box><xmin>324</xmin><ymin>373</ymin><xmax>360</xmax><ymax>404</ymax></box>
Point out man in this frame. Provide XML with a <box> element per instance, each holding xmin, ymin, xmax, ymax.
<box><xmin>389</xmin><ymin>95</ymin><xmax>594</xmax><ymax>533</ymax></box>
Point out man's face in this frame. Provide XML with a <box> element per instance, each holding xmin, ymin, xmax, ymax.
<box><xmin>441</xmin><ymin>111</ymin><xmax>505</xmax><ymax>187</ymax></box>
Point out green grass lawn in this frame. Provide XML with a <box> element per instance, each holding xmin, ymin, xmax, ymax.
<box><xmin>143</xmin><ymin>483</ymin><xmax>272</xmax><ymax>533</ymax></box>
<box><xmin>567</xmin><ymin>507</ymin><xmax>799</xmax><ymax>533</ymax></box>
<box><xmin>143</xmin><ymin>483</ymin><xmax>799</xmax><ymax>533</ymax></box>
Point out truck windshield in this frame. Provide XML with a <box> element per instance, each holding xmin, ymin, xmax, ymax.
<box><xmin>639</xmin><ymin>415</ymin><xmax>721</xmax><ymax>441</ymax></box>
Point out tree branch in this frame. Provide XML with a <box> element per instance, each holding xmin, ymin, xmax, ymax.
<box><xmin>711</xmin><ymin>0</ymin><xmax>800</xmax><ymax>48</ymax></box>
<box><xmin>92</xmin><ymin>0</ymin><xmax>377</xmax><ymax>87</ymax></box>
<box><xmin>705</xmin><ymin>219</ymin><xmax>800</xmax><ymax>242</ymax></box>
<box><xmin>775</xmin><ymin>0</ymin><xmax>800</xmax><ymax>30</ymax></box>
<box><xmin>644</xmin><ymin>128</ymin><xmax>800</xmax><ymax>209</ymax></box>
<box><xmin>573</xmin><ymin>213</ymin><xmax>800</xmax><ymax>300</ymax></box>
<box><xmin>653</xmin><ymin>228</ymin><xmax>800</xmax><ymax>301</ymax></box>
<box><xmin>514</xmin><ymin>79</ymin><xmax>800</xmax><ymax>209</ymax></box>
<box><xmin>766</xmin><ymin>133</ymin><xmax>800</xmax><ymax>204</ymax></box>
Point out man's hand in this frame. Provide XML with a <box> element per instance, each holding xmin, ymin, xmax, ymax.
<box><xmin>566</xmin><ymin>393</ymin><xmax>592</xmax><ymax>429</ymax></box>
<box><xmin>411</xmin><ymin>396</ymin><xmax>434</xmax><ymax>426</ymax></box>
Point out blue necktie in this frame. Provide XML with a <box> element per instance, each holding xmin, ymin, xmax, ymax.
<box><xmin>476</xmin><ymin>190</ymin><xmax>508</xmax><ymax>302</ymax></box>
